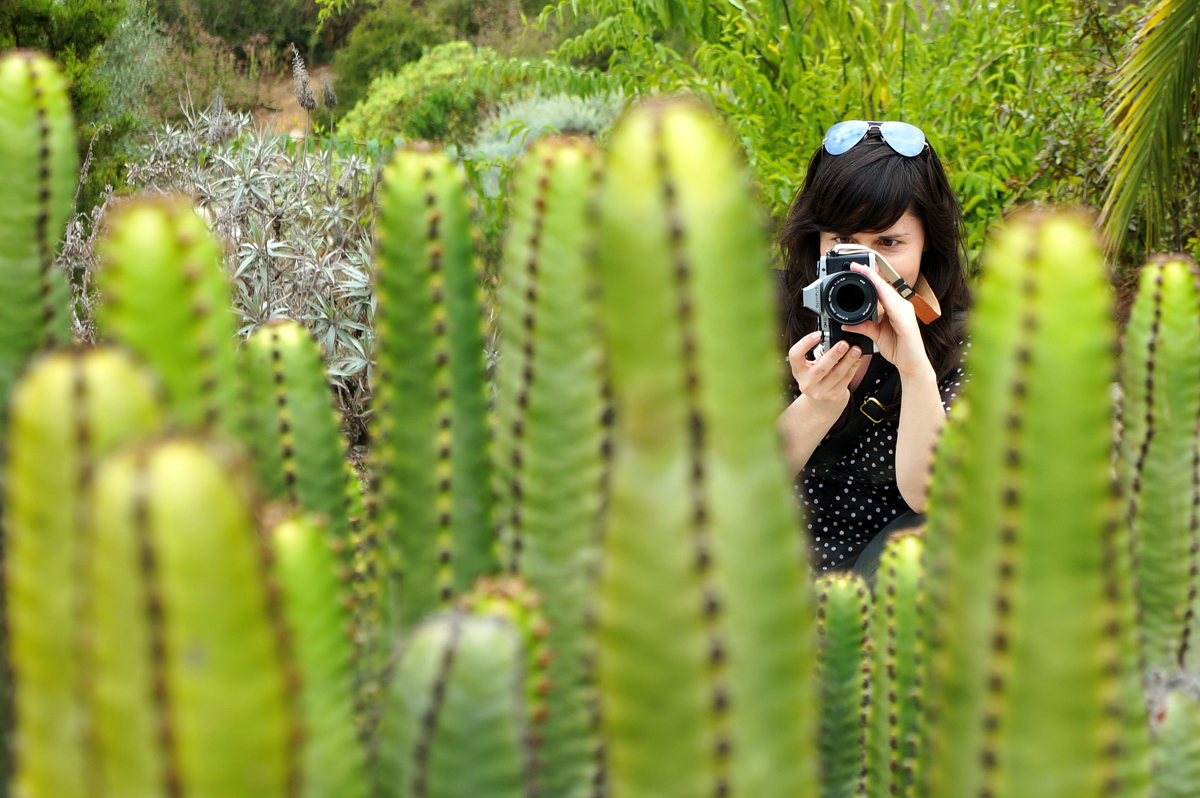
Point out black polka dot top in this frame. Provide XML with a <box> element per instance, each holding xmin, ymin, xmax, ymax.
<box><xmin>793</xmin><ymin>347</ymin><xmax>968</xmax><ymax>572</ymax></box>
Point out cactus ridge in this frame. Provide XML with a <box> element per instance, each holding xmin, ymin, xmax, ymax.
<box><xmin>411</xmin><ymin>611</ymin><xmax>461</xmax><ymax>797</ymax></box>
<box><xmin>24</xmin><ymin>53</ymin><xmax>62</xmax><ymax>347</ymax></box>
<box><xmin>816</xmin><ymin>573</ymin><xmax>870</xmax><ymax>798</ymax></box>
<box><xmin>868</xmin><ymin>531</ymin><xmax>925</xmax><ymax>798</ymax></box>
<box><xmin>4</xmin><ymin>346</ymin><xmax>163</xmax><ymax>798</ymax></box>
<box><xmin>650</xmin><ymin>112</ymin><xmax>735</xmax><ymax>797</ymax></box>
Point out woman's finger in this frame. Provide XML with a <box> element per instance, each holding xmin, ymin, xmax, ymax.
<box><xmin>841</xmin><ymin>319</ymin><xmax>880</xmax><ymax>342</ymax></box>
<box><xmin>851</xmin><ymin>263</ymin><xmax>916</xmax><ymax>324</ymax></box>
<box><xmin>826</xmin><ymin>345</ymin><xmax>862</xmax><ymax>387</ymax></box>
<box><xmin>788</xmin><ymin>331</ymin><xmax>823</xmax><ymax>366</ymax></box>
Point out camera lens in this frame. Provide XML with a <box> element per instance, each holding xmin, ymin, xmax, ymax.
<box><xmin>822</xmin><ymin>272</ymin><xmax>877</xmax><ymax>325</ymax></box>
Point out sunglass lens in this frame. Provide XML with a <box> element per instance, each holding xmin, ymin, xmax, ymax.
<box><xmin>880</xmin><ymin>121</ymin><xmax>926</xmax><ymax>156</ymax></box>
<box><xmin>824</xmin><ymin>120</ymin><xmax>869</xmax><ymax>155</ymax></box>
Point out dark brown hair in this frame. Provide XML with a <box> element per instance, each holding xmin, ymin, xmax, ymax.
<box><xmin>777</xmin><ymin>127</ymin><xmax>971</xmax><ymax>424</ymax></box>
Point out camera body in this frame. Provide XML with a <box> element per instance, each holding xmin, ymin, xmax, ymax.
<box><xmin>800</xmin><ymin>250</ymin><xmax>879</xmax><ymax>356</ymax></box>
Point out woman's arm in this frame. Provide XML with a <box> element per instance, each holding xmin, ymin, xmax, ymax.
<box><xmin>843</xmin><ymin>265</ymin><xmax>945</xmax><ymax>512</ymax></box>
<box><xmin>777</xmin><ymin>332</ymin><xmax>863</xmax><ymax>476</ymax></box>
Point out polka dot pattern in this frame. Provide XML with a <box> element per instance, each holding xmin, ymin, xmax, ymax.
<box><xmin>793</xmin><ymin>349</ymin><xmax>968</xmax><ymax>572</ymax></box>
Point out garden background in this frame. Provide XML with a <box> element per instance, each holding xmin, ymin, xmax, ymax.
<box><xmin>5</xmin><ymin>0</ymin><xmax>1194</xmax><ymax>439</ymax></box>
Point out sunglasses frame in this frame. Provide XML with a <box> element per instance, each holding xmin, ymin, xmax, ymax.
<box><xmin>822</xmin><ymin>120</ymin><xmax>928</xmax><ymax>157</ymax></box>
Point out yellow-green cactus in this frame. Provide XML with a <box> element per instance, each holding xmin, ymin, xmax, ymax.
<box><xmin>1152</xmin><ymin>687</ymin><xmax>1200</xmax><ymax>798</ymax></box>
<box><xmin>493</xmin><ymin>138</ymin><xmax>606</xmax><ymax>798</ymax></box>
<box><xmin>370</xmin><ymin>147</ymin><xmax>494</xmax><ymax>633</ymax></box>
<box><xmin>816</xmin><ymin>573</ymin><xmax>871</xmax><ymax>798</ymax></box>
<box><xmin>0</xmin><ymin>51</ymin><xmax>76</xmax><ymax>429</ymax></box>
<box><xmin>594</xmin><ymin>99</ymin><xmax>816</xmax><ymax>798</ymax></box>
<box><xmin>922</xmin><ymin>213</ymin><xmax>1150</xmax><ymax>798</ymax></box>
<box><xmin>1119</xmin><ymin>257</ymin><xmax>1200</xmax><ymax>673</ymax></box>
<box><xmin>96</xmin><ymin>195</ymin><xmax>241</xmax><ymax>436</ymax></box>
<box><xmin>3</xmin><ymin>346</ymin><xmax>163</xmax><ymax>798</ymax></box>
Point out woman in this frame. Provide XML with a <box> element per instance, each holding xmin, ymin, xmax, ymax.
<box><xmin>776</xmin><ymin>120</ymin><xmax>971</xmax><ymax>578</ymax></box>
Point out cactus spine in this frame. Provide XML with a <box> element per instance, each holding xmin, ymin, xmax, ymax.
<box><xmin>97</xmin><ymin>195</ymin><xmax>241</xmax><ymax>435</ymax></box>
<box><xmin>4</xmin><ymin>347</ymin><xmax>163</xmax><ymax>798</ymax></box>
<box><xmin>376</xmin><ymin>611</ymin><xmax>532</xmax><ymax>798</ymax></box>
<box><xmin>0</xmin><ymin>51</ymin><xmax>76</xmax><ymax>424</ymax></box>
<box><xmin>595</xmin><ymin>99</ymin><xmax>816</xmax><ymax>798</ymax></box>
<box><xmin>269</xmin><ymin>511</ymin><xmax>369</xmax><ymax>798</ymax></box>
<box><xmin>243</xmin><ymin>319</ymin><xmax>355</xmax><ymax>548</ymax></box>
<box><xmin>866</xmin><ymin>532</ymin><xmax>925</xmax><ymax>798</ymax></box>
<box><xmin>371</xmin><ymin>147</ymin><xmax>493</xmax><ymax>632</ymax></box>
<box><xmin>922</xmin><ymin>213</ymin><xmax>1150</xmax><ymax>798</ymax></box>
<box><xmin>1119</xmin><ymin>257</ymin><xmax>1200</xmax><ymax>672</ymax></box>
<box><xmin>494</xmin><ymin>138</ymin><xmax>606</xmax><ymax>798</ymax></box>
<box><xmin>815</xmin><ymin>573</ymin><xmax>871</xmax><ymax>798</ymax></box>
<box><xmin>85</xmin><ymin>437</ymin><xmax>300</xmax><ymax>797</ymax></box>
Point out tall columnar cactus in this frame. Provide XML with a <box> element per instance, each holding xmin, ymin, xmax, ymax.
<box><xmin>921</xmin><ymin>213</ymin><xmax>1150</xmax><ymax>798</ymax></box>
<box><xmin>375</xmin><ymin>610</ymin><xmax>534</xmax><ymax>798</ymax></box>
<box><xmin>243</xmin><ymin>319</ymin><xmax>355</xmax><ymax>549</ymax></box>
<box><xmin>595</xmin><ymin>99</ymin><xmax>816</xmax><ymax>798</ymax></box>
<box><xmin>96</xmin><ymin>195</ymin><xmax>241</xmax><ymax>435</ymax></box>
<box><xmin>370</xmin><ymin>146</ymin><xmax>493</xmax><ymax>632</ymax></box>
<box><xmin>867</xmin><ymin>532</ymin><xmax>925</xmax><ymax>798</ymax></box>
<box><xmin>4</xmin><ymin>346</ymin><xmax>163</xmax><ymax>798</ymax></box>
<box><xmin>815</xmin><ymin>573</ymin><xmax>871</xmax><ymax>798</ymax></box>
<box><xmin>269</xmin><ymin>510</ymin><xmax>369</xmax><ymax>798</ymax></box>
<box><xmin>493</xmin><ymin>137</ymin><xmax>606</xmax><ymax>798</ymax></box>
<box><xmin>85</xmin><ymin>436</ymin><xmax>299</xmax><ymax>797</ymax></box>
<box><xmin>1119</xmin><ymin>257</ymin><xmax>1200</xmax><ymax>673</ymax></box>
<box><xmin>1151</xmin><ymin>687</ymin><xmax>1200</xmax><ymax>798</ymax></box>
<box><xmin>0</xmin><ymin>51</ymin><xmax>76</xmax><ymax>425</ymax></box>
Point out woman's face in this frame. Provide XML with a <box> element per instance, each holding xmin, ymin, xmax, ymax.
<box><xmin>818</xmin><ymin>209</ymin><xmax>926</xmax><ymax>287</ymax></box>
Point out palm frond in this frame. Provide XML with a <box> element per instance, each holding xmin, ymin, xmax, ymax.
<box><xmin>1102</xmin><ymin>0</ymin><xmax>1200</xmax><ymax>255</ymax></box>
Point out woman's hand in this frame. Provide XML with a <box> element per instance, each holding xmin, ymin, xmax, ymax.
<box><xmin>841</xmin><ymin>264</ymin><xmax>934</xmax><ymax>380</ymax></box>
<box><xmin>788</xmin><ymin>331</ymin><xmax>863</xmax><ymax>418</ymax></box>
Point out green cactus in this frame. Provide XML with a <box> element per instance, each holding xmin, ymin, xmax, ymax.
<box><xmin>243</xmin><ymin>319</ymin><xmax>355</xmax><ymax>550</ymax></box>
<box><xmin>1151</xmin><ymin>686</ymin><xmax>1200</xmax><ymax>798</ymax></box>
<box><xmin>0</xmin><ymin>51</ymin><xmax>76</xmax><ymax>426</ymax></box>
<box><xmin>921</xmin><ymin>213</ymin><xmax>1150</xmax><ymax>798</ymax></box>
<box><xmin>493</xmin><ymin>137</ymin><xmax>606</xmax><ymax>798</ymax></box>
<box><xmin>269</xmin><ymin>510</ymin><xmax>369</xmax><ymax>798</ymax></box>
<box><xmin>370</xmin><ymin>146</ymin><xmax>494</xmax><ymax>633</ymax></box>
<box><xmin>866</xmin><ymin>531</ymin><xmax>924</xmax><ymax>798</ymax></box>
<box><xmin>3</xmin><ymin>346</ymin><xmax>163</xmax><ymax>798</ymax></box>
<box><xmin>96</xmin><ymin>195</ymin><xmax>241</xmax><ymax>435</ymax></box>
<box><xmin>84</xmin><ymin>436</ymin><xmax>300</xmax><ymax>797</ymax></box>
<box><xmin>594</xmin><ymin>99</ymin><xmax>817</xmax><ymax>798</ymax></box>
<box><xmin>815</xmin><ymin>573</ymin><xmax>871</xmax><ymax>798</ymax></box>
<box><xmin>375</xmin><ymin>610</ymin><xmax>533</xmax><ymax>798</ymax></box>
<box><xmin>1119</xmin><ymin>256</ymin><xmax>1200</xmax><ymax>673</ymax></box>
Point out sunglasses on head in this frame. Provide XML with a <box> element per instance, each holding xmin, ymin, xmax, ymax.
<box><xmin>822</xmin><ymin>120</ymin><xmax>927</xmax><ymax>157</ymax></box>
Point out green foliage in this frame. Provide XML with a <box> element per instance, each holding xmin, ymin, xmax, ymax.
<box><xmin>523</xmin><ymin>0</ymin><xmax>1144</xmax><ymax>265</ymax></box>
<box><xmin>330</xmin><ymin>0</ymin><xmax>450</xmax><ymax>115</ymax></box>
<box><xmin>336</xmin><ymin>42</ymin><xmax>531</xmax><ymax>146</ymax></box>
<box><xmin>152</xmin><ymin>0</ymin><xmax>355</xmax><ymax>61</ymax></box>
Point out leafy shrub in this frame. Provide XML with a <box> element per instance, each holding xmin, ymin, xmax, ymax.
<box><xmin>336</xmin><ymin>41</ymin><xmax>533</xmax><ymax>146</ymax></box>
<box><xmin>152</xmin><ymin>0</ymin><xmax>358</xmax><ymax>61</ymax></box>
<box><xmin>330</xmin><ymin>0</ymin><xmax>450</xmax><ymax>115</ymax></box>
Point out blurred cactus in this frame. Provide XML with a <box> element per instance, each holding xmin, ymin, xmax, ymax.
<box><xmin>269</xmin><ymin>510</ymin><xmax>369</xmax><ymax>798</ymax></box>
<box><xmin>370</xmin><ymin>147</ymin><xmax>493</xmax><ymax>634</ymax></box>
<box><xmin>375</xmin><ymin>608</ymin><xmax>534</xmax><ymax>798</ymax></box>
<box><xmin>3</xmin><ymin>347</ymin><xmax>163</xmax><ymax>798</ymax></box>
<box><xmin>867</xmin><ymin>532</ymin><xmax>925</xmax><ymax>798</ymax></box>
<box><xmin>922</xmin><ymin>213</ymin><xmax>1150</xmax><ymax>798</ymax></box>
<box><xmin>96</xmin><ymin>195</ymin><xmax>241</xmax><ymax>436</ymax></box>
<box><xmin>1119</xmin><ymin>256</ymin><xmax>1200</xmax><ymax>673</ymax></box>
<box><xmin>815</xmin><ymin>573</ymin><xmax>871</xmax><ymax>798</ymax></box>
<box><xmin>0</xmin><ymin>51</ymin><xmax>76</xmax><ymax>429</ymax></box>
<box><xmin>85</xmin><ymin>436</ymin><xmax>299</xmax><ymax>797</ymax></box>
<box><xmin>243</xmin><ymin>319</ymin><xmax>355</xmax><ymax>548</ymax></box>
<box><xmin>594</xmin><ymin>99</ymin><xmax>816</xmax><ymax>798</ymax></box>
<box><xmin>493</xmin><ymin>137</ymin><xmax>606</xmax><ymax>798</ymax></box>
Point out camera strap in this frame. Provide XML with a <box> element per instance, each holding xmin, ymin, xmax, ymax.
<box><xmin>808</xmin><ymin>357</ymin><xmax>901</xmax><ymax>466</ymax></box>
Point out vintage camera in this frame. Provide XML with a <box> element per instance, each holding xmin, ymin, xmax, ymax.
<box><xmin>800</xmin><ymin>250</ymin><xmax>879</xmax><ymax>356</ymax></box>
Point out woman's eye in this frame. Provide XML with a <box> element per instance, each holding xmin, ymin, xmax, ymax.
<box><xmin>878</xmin><ymin>238</ymin><xmax>899</xmax><ymax>248</ymax></box>
<box><xmin>835</xmin><ymin>236</ymin><xmax>855</xmax><ymax>244</ymax></box>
